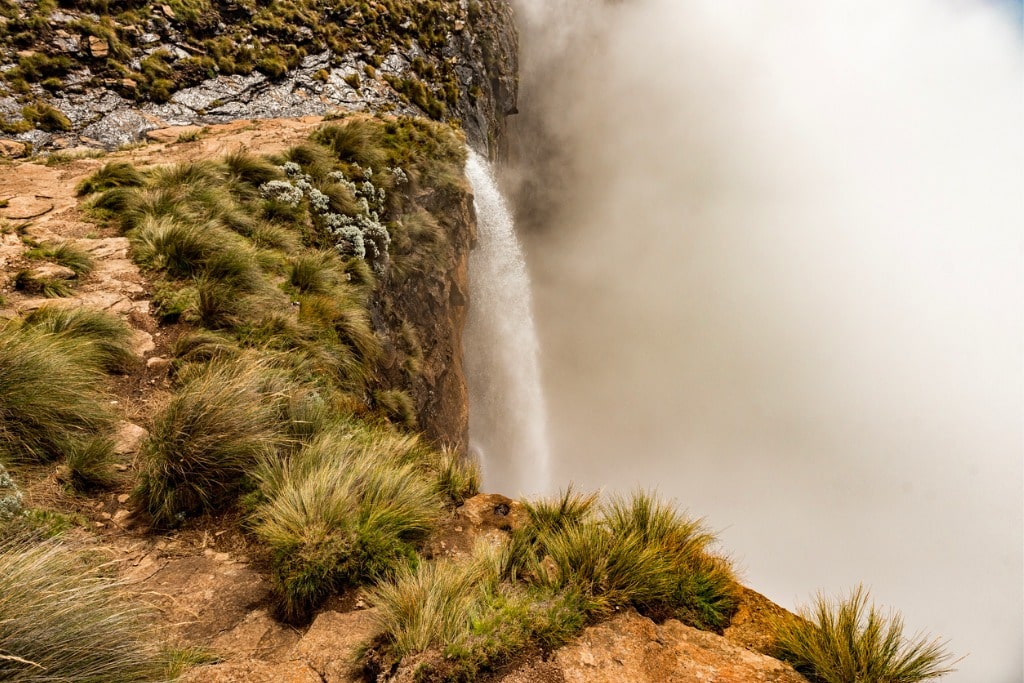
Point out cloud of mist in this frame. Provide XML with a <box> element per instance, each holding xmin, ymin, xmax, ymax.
<box><xmin>506</xmin><ymin>0</ymin><xmax>1023</xmax><ymax>680</ymax></box>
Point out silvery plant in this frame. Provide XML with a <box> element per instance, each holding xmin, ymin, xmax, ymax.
<box><xmin>0</xmin><ymin>463</ymin><xmax>23</xmax><ymax>522</ymax></box>
<box><xmin>260</xmin><ymin>163</ymin><xmax>403</xmax><ymax>275</ymax></box>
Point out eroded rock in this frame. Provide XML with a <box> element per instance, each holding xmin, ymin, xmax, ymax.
<box><xmin>552</xmin><ymin>612</ymin><xmax>807</xmax><ymax>683</ymax></box>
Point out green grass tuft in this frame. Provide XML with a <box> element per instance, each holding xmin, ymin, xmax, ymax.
<box><xmin>76</xmin><ymin>161</ymin><xmax>145</xmax><ymax>196</ymax></box>
<box><xmin>252</xmin><ymin>425</ymin><xmax>442</xmax><ymax>622</ymax></box>
<box><xmin>133</xmin><ymin>359</ymin><xmax>285</xmax><ymax>527</ymax></box>
<box><xmin>772</xmin><ymin>585</ymin><xmax>956</xmax><ymax>683</ymax></box>
<box><xmin>0</xmin><ymin>323</ymin><xmax>114</xmax><ymax>464</ymax></box>
<box><xmin>21</xmin><ymin>306</ymin><xmax>137</xmax><ymax>374</ymax></box>
<box><xmin>0</xmin><ymin>538</ymin><xmax>169</xmax><ymax>682</ymax></box>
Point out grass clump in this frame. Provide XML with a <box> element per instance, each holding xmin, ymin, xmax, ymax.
<box><xmin>133</xmin><ymin>359</ymin><xmax>285</xmax><ymax>528</ymax></box>
<box><xmin>76</xmin><ymin>161</ymin><xmax>146</xmax><ymax>196</ymax></box>
<box><xmin>30</xmin><ymin>241</ymin><xmax>95</xmax><ymax>277</ymax></box>
<box><xmin>369</xmin><ymin>488</ymin><xmax>741</xmax><ymax>680</ymax></box>
<box><xmin>0</xmin><ymin>323</ymin><xmax>114</xmax><ymax>465</ymax></box>
<box><xmin>772</xmin><ymin>585</ymin><xmax>956</xmax><ymax>683</ymax></box>
<box><xmin>251</xmin><ymin>425</ymin><xmax>443</xmax><ymax>622</ymax></box>
<box><xmin>12</xmin><ymin>270</ymin><xmax>71</xmax><ymax>298</ymax></box>
<box><xmin>21</xmin><ymin>306</ymin><xmax>137</xmax><ymax>374</ymax></box>
<box><xmin>21</xmin><ymin>102</ymin><xmax>71</xmax><ymax>132</ymax></box>
<box><xmin>0</xmin><ymin>538</ymin><xmax>169</xmax><ymax>682</ymax></box>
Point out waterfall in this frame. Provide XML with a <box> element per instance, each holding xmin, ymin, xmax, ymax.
<box><xmin>463</xmin><ymin>149</ymin><xmax>551</xmax><ymax>497</ymax></box>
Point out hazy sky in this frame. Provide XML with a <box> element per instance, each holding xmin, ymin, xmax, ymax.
<box><xmin>504</xmin><ymin>1</ymin><xmax>1024</xmax><ymax>680</ymax></box>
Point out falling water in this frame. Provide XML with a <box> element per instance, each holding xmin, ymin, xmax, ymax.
<box><xmin>463</xmin><ymin>149</ymin><xmax>551</xmax><ymax>497</ymax></box>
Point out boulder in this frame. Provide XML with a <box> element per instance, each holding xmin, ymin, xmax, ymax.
<box><xmin>290</xmin><ymin>609</ymin><xmax>379</xmax><ymax>682</ymax></box>
<box><xmin>552</xmin><ymin>612</ymin><xmax>807</xmax><ymax>683</ymax></box>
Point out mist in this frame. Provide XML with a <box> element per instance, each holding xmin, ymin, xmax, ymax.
<box><xmin>505</xmin><ymin>0</ymin><xmax>1024</xmax><ymax>681</ymax></box>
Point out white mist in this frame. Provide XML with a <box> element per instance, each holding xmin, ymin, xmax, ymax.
<box><xmin>464</xmin><ymin>149</ymin><xmax>551</xmax><ymax>497</ymax></box>
<box><xmin>511</xmin><ymin>0</ymin><xmax>1024</xmax><ymax>681</ymax></box>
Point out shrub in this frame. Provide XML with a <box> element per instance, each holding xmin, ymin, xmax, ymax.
<box><xmin>21</xmin><ymin>306</ymin><xmax>137</xmax><ymax>374</ymax></box>
<box><xmin>0</xmin><ymin>324</ymin><xmax>114</xmax><ymax>464</ymax></box>
<box><xmin>772</xmin><ymin>585</ymin><xmax>956</xmax><ymax>683</ymax></box>
<box><xmin>0</xmin><ymin>538</ymin><xmax>168</xmax><ymax>682</ymax></box>
<box><xmin>252</xmin><ymin>426</ymin><xmax>442</xmax><ymax>622</ymax></box>
<box><xmin>133</xmin><ymin>359</ymin><xmax>285</xmax><ymax>527</ymax></box>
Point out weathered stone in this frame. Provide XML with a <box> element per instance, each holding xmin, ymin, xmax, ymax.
<box><xmin>181</xmin><ymin>660</ymin><xmax>321</xmax><ymax>683</ymax></box>
<box><xmin>457</xmin><ymin>493</ymin><xmax>525</xmax><ymax>531</ymax></box>
<box><xmin>210</xmin><ymin>609</ymin><xmax>301</xmax><ymax>660</ymax></box>
<box><xmin>87</xmin><ymin>35</ymin><xmax>109</xmax><ymax>58</ymax></box>
<box><xmin>113</xmin><ymin>421</ymin><xmax>149</xmax><ymax>456</ymax></box>
<box><xmin>26</xmin><ymin>262</ymin><xmax>76</xmax><ymax>281</ymax></box>
<box><xmin>290</xmin><ymin>609</ymin><xmax>379</xmax><ymax>682</ymax></box>
<box><xmin>131</xmin><ymin>554</ymin><xmax>273</xmax><ymax>644</ymax></box>
<box><xmin>1</xmin><ymin>196</ymin><xmax>54</xmax><ymax>219</ymax></box>
<box><xmin>553</xmin><ymin>612</ymin><xmax>807</xmax><ymax>683</ymax></box>
<box><xmin>0</xmin><ymin>139</ymin><xmax>28</xmax><ymax>158</ymax></box>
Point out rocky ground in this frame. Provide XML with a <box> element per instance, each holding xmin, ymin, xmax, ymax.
<box><xmin>0</xmin><ymin>120</ymin><xmax>807</xmax><ymax>683</ymax></box>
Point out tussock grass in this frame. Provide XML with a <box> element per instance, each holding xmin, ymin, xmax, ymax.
<box><xmin>26</xmin><ymin>241</ymin><xmax>95</xmax><ymax>276</ymax></box>
<box><xmin>13</xmin><ymin>270</ymin><xmax>72</xmax><ymax>297</ymax></box>
<box><xmin>369</xmin><ymin>544</ymin><xmax>588</xmax><ymax>680</ymax></box>
<box><xmin>75</xmin><ymin>161</ymin><xmax>145</xmax><ymax>196</ymax></box>
<box><xmin>0</xmin><ymin>324</ymin><xmax>113</xmax><ymax>464</ymax></box>
<box><xmin>312</xmin><ymin>120</ymin><xmax>387</xmax><ymax>170</ymax></box>
<box><xmin>432</xmin><ymin>449</ymin><xmax>479</xmax><ymax>505</ymax></box>
<box><xmin>252</xmin><ymin>426</ymin><xmax>442</xmax><ymax>622</ymax></box>
<box><xmin>63</xmin><ymin>436</ymin><xmax>118</xmax><ymax>491</ymax></box>
<box><xmin>222</xmin><ymin>149</ymin><xmax>282</xmax><ymax>187</ymax></box>
<box><xmin>0</xmin><ymin>538</ymin><xmax>168</xmax><ymax>682</ymax></box>
<box><xmin>289</xmin><ymin>250</ymin><xmax>345</xmax><ymax>295</ymax></box>
<box><xmin>603</xmin><ymin>492</ymin><xmax>741</xmax><ymax>629</ymax></box>
<box><xmin>133</xmin><ymin>359</ymin><xmax>286</xmax><ymax>527</ymax></box>
<box><xmin>772</xmin><ymin>585</ymin><xmax>956</xmax><ymax>683</ymax></box>
<box><xmin>22</xmin><ymin>306</ymin><xmax>137</xmax><ymax>373</ymax></box>
<box><xmin>298</xmin><ymin>291</ymin><xmax>380</xmax><ymax>367</ymax></box>
<box><xmin>281</xmin><ymin>142</ymin><xmax>338</xmax><ymax>181</ymax></box>
<box><xmin>370</xmin><ymin>488</ymin><xmax>741</xmax><ymax>680</ymax></box>
<box><xmin>373</xmin><ymin>388</ymin><xmax>417</xmax><ymax>430</ymax></box>
<box><xmin>369</xmin><ymin>552</ymin><xmax>488</xmax><ymax>659</ymax></box>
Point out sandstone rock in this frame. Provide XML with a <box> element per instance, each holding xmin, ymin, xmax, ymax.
<box><xmin>130</xmin><ymin>328</ymin><xmax>155</xmax><ymax>356</ymax></box>
<box><xmin>181</xmin><ymin>660</ymin><xmax>321</xmax><ymax>683</ymax></box>
<box><xmin>723</xmin><ymin>587</ymin><xmax>795</xmax><ymax>656</ymax></box>
<box><xmin>553</xmin><ymin>612</ymin><xmax>807</xmax><ymax>683</ymax></box>
<box><xmin>290</xmin><ymin>609</ymin><xmax>379</xmax><ymax>682</ymax></box>
<box><xmin>26</xmin><ymin>262</ymin><xmax>76</xmax><ymax>281</ymax></box>
<box><xmin>133</xmin><ymin>555</ymin><xmax>273</xmax><ymax>644</ymax></box>
<box><xmin>457</xmin><ymin>493</ymin><xmax>525</xmax><ymax>531</ymax></box>
<box><xmin>87</xmin><ymin>35</ymin><xmax>109</xmax><ymax>58</ymax></box>
<box><xmin>0</xmin><ymin>139</ymin><xmax>28</xmax><ymax>158</ymax></box>
<box><xmin>2</xmin><ymin>196</ymin><xmax>54</xmax><ymax>219</ymax></box>
<box><xmin>113</xmin><ymin>421</ymin><xmax>149</xmax><ymax>456</ymax></box>
<box><xmin>210</xmin><ymin>609</ymin><xmax>300</xmax><ymax>660</ymax></box>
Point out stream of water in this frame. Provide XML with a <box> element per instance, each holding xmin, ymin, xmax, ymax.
<box><xmin>463</xmin><ymin>149</ymin><xmax>551</xmax><ymax>497</ymax></box>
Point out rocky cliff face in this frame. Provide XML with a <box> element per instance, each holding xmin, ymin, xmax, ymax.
<box><xmin>0</xmin><ymin>0</ymin><xmax>517</xmax><ymax>156</ymax></box>
<box><xmin>372</xmin><ymin>171</ymin><xmax>475</xmax><ymax>453</ymax></box>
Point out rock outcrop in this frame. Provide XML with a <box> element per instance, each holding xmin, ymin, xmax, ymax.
<box><xmin>0</xmin><ymin>0</ymin><xmax>517</xmax><ymax>155</ymax></box>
